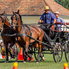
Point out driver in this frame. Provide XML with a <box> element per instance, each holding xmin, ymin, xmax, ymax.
<box><xmin>38</xmin><ymin>6</ymin><xmax>56</xmax><ymax>36</ymax></box>
<box><xmin>38</xmin><ymin>6</ymin><xmax>56</xmax><ymax>46</ymax></box>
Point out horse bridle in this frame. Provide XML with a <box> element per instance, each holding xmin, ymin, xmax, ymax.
<box><xmin>11</xmin><ymin>14</ymin><xmax>23</xmax><ymax>33</ymax></box>
<box><xmin>11</xmin><ymin>14</ymin><xmax>19</xmax><ymax>27</ymax></box>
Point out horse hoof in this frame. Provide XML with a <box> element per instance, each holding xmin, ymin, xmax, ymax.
<box><xmin>4</xmin><ymin>61</ymin><xmax>8</xmax><ymax>63</ymax></box>
<box><xmin>42</xmin><ymin>57</ymin><xmax>45</xmax><ymax>61</ymax></box>
<box><xmin>23</xmin><ymin>61</ymin><xmax>26</xmax><ymax>63</ymax></box>
<box><xmin>36</xmin><ymin>60</ymin><xmax>39</xmax><ymax>63</ymax></box>
<box><xmin>36</xmin><ymin>62</ymin><xmax>39</xmax><ymax>63</ymax></box>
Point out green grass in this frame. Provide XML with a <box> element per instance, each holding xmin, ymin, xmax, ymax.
<box><xmin>0</xmin><ymin>52</ymin><xmax>69</xmax><ymax>69</ymax></box>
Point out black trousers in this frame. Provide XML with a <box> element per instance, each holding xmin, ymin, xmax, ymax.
<box><xmin>39</xmin><ymin>25</ymin><xmax>52</xmax><ymax>45</ymax></box>
<box><xmin>39</xmin><ymin>25</ymin><xmax>50</xmax><ymax>37</ymax></box>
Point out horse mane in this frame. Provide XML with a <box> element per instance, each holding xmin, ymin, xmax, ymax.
<box><xmin>5</xmin><ymin>17</ymin><xmax>10</xmax><ymax>27</ymax></box>
<box><xmin>18</xmin><ymin>13</ymin><xmax>23</xmax><ymax>24</ymax></box>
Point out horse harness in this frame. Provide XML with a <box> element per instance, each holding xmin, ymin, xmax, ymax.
<box><xmin>17</xmin><ymin>24</ymin><xmax>32</xmax><ymax>42</ymax></box>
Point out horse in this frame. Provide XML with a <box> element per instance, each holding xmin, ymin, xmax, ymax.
<box><xmin>0</xmin><ymin>12</ymin><xmax>19</xmax><ymax>63</ymax></box>
<box><xmin>11</xmin><ymin>10</ymin><xmax>46</xmax><ymax>63</ymax></box>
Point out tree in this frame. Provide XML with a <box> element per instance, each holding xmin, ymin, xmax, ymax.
<box><xmin>54</xmin><ymin>0</ymin><xmax>69</xmax><ymax>10</ymax></box>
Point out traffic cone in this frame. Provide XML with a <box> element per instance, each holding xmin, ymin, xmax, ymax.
<box><xmin>13</xmin><ymin>62</ymin><xmax>18</xmax><ymax>69</ymax></box>
<box><xmin>31</xmin><ymin>58</ymin><xmax>34</xmax><ymax>61</ymax></box>
<box><xmin>18</xmin><ymin>48</ymin><xmax>24</xmax><ymax>60</ymax></box>
<box><xmin>63</xmin><ymin>63</ymin><xmax>68</xmax><ymax>69</ymax></box>
<box><xmin>0</xmin><ymin>53</ymin><xmax>5</xmax><ymax>59</ymax></box>
<box><xmin>28</xmin><ymin>57</ymin><xmax>34</xmax><ymax>61</ymax></box>
<box><xmin>2</xmin><ymin>54</ymin><xmax>5</xmax><ymax>59</ymax></box>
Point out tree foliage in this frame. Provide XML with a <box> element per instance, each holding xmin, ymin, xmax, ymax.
<box><xmin>54</xmin><ymin>0</ymin><xmax>69</xmax><ymax>10</ymax></box>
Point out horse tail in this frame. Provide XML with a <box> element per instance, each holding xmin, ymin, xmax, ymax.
<box><xmin>43</xmin><ymin>32</ymin><xmax>51</xmax><ymax>45</ymax></box>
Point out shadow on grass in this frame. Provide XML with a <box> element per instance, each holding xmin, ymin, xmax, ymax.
<box><xmin>0</xmin><ymin>59</ymin><xmax>62</xmax><ymax>63</ymax></box>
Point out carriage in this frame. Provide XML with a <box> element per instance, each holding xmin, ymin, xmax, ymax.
<box><xmin>28</xmin><ymin>22</ymin><xmax>69</xmax><ymax>63</ymax></box>
<box><xmin>0</xmin><ymin>11</ymin><xmax>69</xmax><ymax>63</ymax></box>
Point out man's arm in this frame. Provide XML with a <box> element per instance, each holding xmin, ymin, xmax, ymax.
<box><xmin>53</xmin><ymin>19</ymin><xmax>56</xmax><ymax>23</ymax></box>
<box><xmin>38</xmin><ymin>19</ymin><xmax>43</xmax><ymax>23</ymax></box>
<box><xmin>38</xmin><ymin>13</ymin><xmax>44</xmax><ymax>24</ymax></box>
<box><xmin>60</xmin><ymin>18</ymin><xmax>67</xmax><ymax>26</ymax></box>
<box><xmin>50</xmin><ymin>12</ymin><xmax>56</xmax><ymax>23</ymax></box>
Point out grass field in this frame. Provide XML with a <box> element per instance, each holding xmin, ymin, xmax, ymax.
<box><xmin>0</xmin><ymin>16</ymin><xmax>69</xmax><ymax>69</ymax></box>
<box><xmin>0</xmin><ymin>52</ymin><xmax>69</xmax><ymax>69</ymax></box>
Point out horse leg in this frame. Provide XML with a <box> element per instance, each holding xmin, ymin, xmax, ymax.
<box><xmin>36</xmin><ymin>43</ymin><xmax>41</xmax><ymax>63</ymax></box>
<box><xmin>15</xmin><ymin>48</ymin><xmax>19</xmax><ymax>62</ymax></box>
<box><xmin>24</xmin><ymin>42</ymin><xmax>32</xmax><ymax>63</ymax></box>
<box><xmin>7</xmin><ymin>43</ymin><xmax>14</xmax><ymax>59</ymax></box>
<box><xmin>23</xmin><ymin>48</ymin><xmax>27</xmax><ymax>63</ymax></box>
<box><xmin>36</xmin><ymin>37</ymin><xmax>45</xmax><ymax>63</ymax></box>
<box><xmin>5</xmin><ymin>46</ymin><xmax>8</xmax><ymax>63</ymax></box>
<box><xmin>4</xmin><ymin>43</ymin><xmax>12</xmax><ymax>63</ymax></box>
<box><xmin>15</xmin><ymin>43</ymin><xmax>19</xmax><ymax>62</ymax></box>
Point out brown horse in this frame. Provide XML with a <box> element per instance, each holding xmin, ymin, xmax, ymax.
<box><xmin>11</xmin><ymin>10</ymin><xmax>45</xmax><ymax>63</ymax></box>
<box><xmin>0</xmin><ymin>12</ymin><xmax>19</xmax><ymax>63</ymax></box>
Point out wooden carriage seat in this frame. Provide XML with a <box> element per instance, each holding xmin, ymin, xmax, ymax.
<box><xmin>51</xmin><ymin>22</ymin><xmax>62</xmax><ymax>32</ymax></box>
<box><xmin>51</xmin><ymin>22</ymin><xmax>69</xmax><ymax>33</ymax></box>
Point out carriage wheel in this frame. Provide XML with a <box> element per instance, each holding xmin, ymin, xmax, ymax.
<box><xmin>34</xmin><ymin>47</ymin><xmax>44</xmax><ymax>61</ymax></box>
<box><xmin>65</xmin><ymin>40</ymin><xmax>69</xmax><ymax>62</ymax></box>
<box><xmin>53</xmin><ymin>43</ymin><xmax>63</xmax><ymax>63</ymax></box>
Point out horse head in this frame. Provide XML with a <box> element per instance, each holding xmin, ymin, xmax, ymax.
<box><xmin>0</xmin><ymin>11</ymin><xmax>7</xmax><ymax>31</ymax></box>
<box><xmin>11</xmin><ymin>10</ymin><xmax>22</xmax><ymax>32</ymax></box>
<box><xmin>0</xmin><ymin>11</ymin><xmax>10</xmax><ymax>31</ymax></box>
